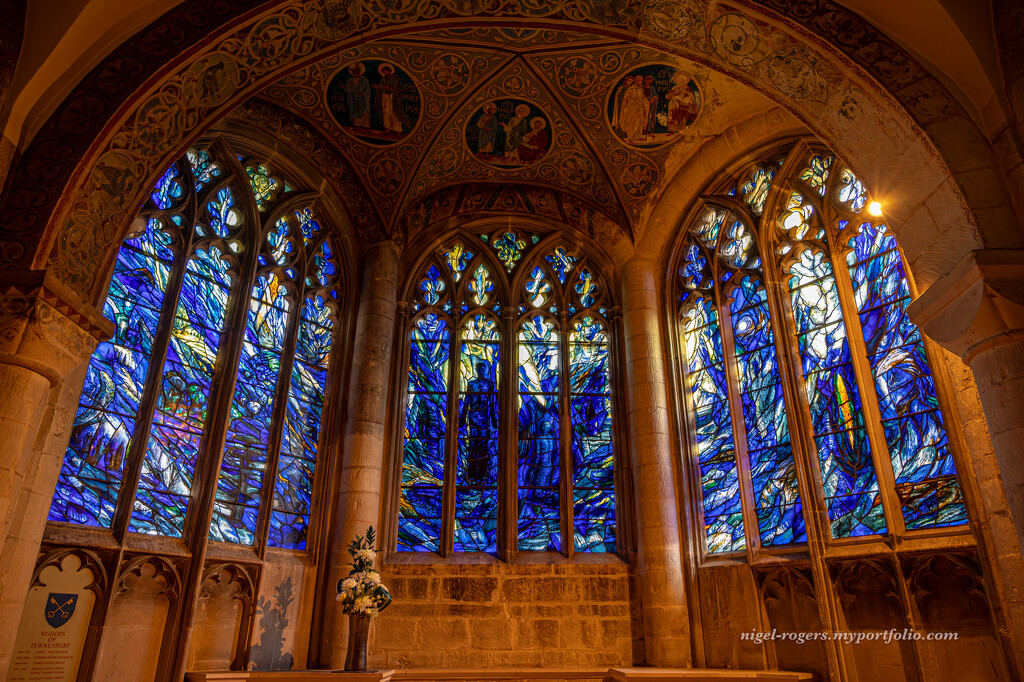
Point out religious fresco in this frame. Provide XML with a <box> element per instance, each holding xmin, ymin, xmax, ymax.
<box><xmin>326</xmin><ymin>60</ymin><xmax>422</xmax><ymax>145</ymax></box>
<box><xmin>607</xmin><ymin>64</ymin><xmax>701</xmax><ymax>148</ymax></box>
<box><xmin>466</xmin><ymin>100</ymin><xmax>552</xmax><ymax>169</ymax></box>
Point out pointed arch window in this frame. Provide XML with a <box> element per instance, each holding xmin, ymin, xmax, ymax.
<box><xmin>675</xmin><ymin>142</ymin><xmax>969</xmax><ymax>556</ymax></box>
<box><xmin>48</xmin><ymin>143</ymin><xmax>345</xmax><ymax>551</ymax></box>
<box><xmin>397</xmin><ymin>229</ymin><xmax>620</xmax><ymax>556</ymax></box>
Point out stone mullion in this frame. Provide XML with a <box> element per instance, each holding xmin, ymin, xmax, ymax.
<box><xmin>110</xmin><ymin>163</ymin><xmax>199</xmax><ymax>544</ymax></box>
<box><xmin>607</xmin><ymin>305</ymin><xmax>634</xmax><ymax>559</ymax></box>
<box><xmin>501</xmin><ymin>309</ymin><xmax>516</xmax><ymax>561</ymax></box>
<box><xmin>441</xmin><ymin>310</ymin><xmax>460</xmax><ymax>558</ymax></box>
<box><xmin>169</xmin><ymin>147</ymin><xmax>262</xmax><ymax>682</ymax></box>
<box><xmin>819</xmin><ymin>199</ymin><xmax>907</xmax><ymax>539</ymax></box>
<box><xmin>558</xmin><ymin>309</ymin><xmax>574</xmax><ymax>559</ymax></box>
<box><xmin>381</xmin><ymin>301</ymin><xmax>412</xmax><ymax>558</ymax></box>
<box><xmin>758</xmin><ymin>170</ymin><xmax>849</xmax><ymax>681</ymax></box>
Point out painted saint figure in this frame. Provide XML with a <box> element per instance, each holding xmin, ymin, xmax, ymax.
<box><xmin>502</xmin><ymin>104</ymin><xmax>532</xmax><ymax>164</ymax></box>
<box><xmin>476</xmin><ymin>102</ymin><xmax>500</xmax><ymax>154</ymax></box>
<box><xmin>666</xmin><ymin>76</ymin><xmax>699</xmax><ymax>131</ymax></box>
<box><xmin>374</xmin><ymin>62</ymin><xmax>408</xmax><ymax>134</ymax></box>
<box><xmin>517</xmin><ymin>118</ymin><xmax>549</xmax><ymax>165</ymax></box>
<box><xmin>616</xmin><ymin>76</ymin><xmax>648</xmax><ymax>141</ymax></box>
<box><xmin>342</xmin><ymin>63</ymin><xmax>371</xmax><ymax>128</ymax></box>
<box><xmin>643</xmin><ymin>75</ymin><xmax>659</xmax><ymax>137</ymax></box>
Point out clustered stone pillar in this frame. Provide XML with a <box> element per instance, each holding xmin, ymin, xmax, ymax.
<box><xmin>619</xmin><ymin>256</ymin><xmax>691</xmax><ymax>667</ymax></box>
<box><xmin>0</xmin><ymin>271</ymin><xmax>110</xmax><ymax>679</ymax></box>
<box><xmin>908</xmin><ymin>250</ymin><xmax>1024</xmax><ymax>550</ymax></box>
<box><xmin>320</xmin><ymin>240</ymin><xmax>401</xmax><ymax>669</ymax></box>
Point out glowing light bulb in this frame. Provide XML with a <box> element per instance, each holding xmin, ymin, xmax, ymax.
<box><xmin>868</xmin><ymin>201</ymin><xmax>883</xmax><ymax>217</ymax></box>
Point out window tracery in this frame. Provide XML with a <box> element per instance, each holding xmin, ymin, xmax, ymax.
<box><xmin>398</xmin><ymin>228</ymin><xmax>619</xmax><ymax>556</ymax></box>
<box><xmin>675</xmin><ymin>142</ymin><xmax>968</xmax><ymax>555</ymax></box>
<box><xmin>49</xmin><ymin>142</ymin><xmax>343</xmax><ymax>552</ymax></box>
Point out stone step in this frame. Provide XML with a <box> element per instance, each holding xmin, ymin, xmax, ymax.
<box><xmin>186</xmin><ymin>668</ymin><xmax>813</xmax><ymax>682</ymax></box>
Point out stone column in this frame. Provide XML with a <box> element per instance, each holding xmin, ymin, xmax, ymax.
<box><xmin>907</xmin><ymin>248</ymin><xmax>1024</xmax><ymax>673</ymax></box>
<box><xmin>0</xmin><ymin>271</ymin><xmax>111</xmax><ymax>678</ymax></box>
<box><xmin>620</xmin><ymin>256</ymin><xmax>691</xmax><ymax>667</ymax></box>
<box><xmin>319</xmin><ymin>240</ymin><xmax>401</xmax><ymax>668</ymax></box>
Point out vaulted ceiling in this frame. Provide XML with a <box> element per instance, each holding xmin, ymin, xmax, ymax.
<box><xmin>240</xmin><ymin>28</ymin><xmax>780</xmax><ymax>241</ymax></box>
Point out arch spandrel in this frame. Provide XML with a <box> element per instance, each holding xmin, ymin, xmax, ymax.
<box><xmin>0</xmin><ymin>0</ymin><xmax>1012</xmax><ymax>305</ymax></box>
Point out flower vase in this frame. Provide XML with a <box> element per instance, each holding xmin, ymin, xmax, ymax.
<box><xmin>344</xmin><ymin>612</ymin><xmax>371</xmax><ymax>671</ymax></box>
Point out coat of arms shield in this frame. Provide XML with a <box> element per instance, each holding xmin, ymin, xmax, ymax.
<box><xmin>45</xmin><ymin>593</ymin><xmax>78</xmax><ymax>628</ymax></box>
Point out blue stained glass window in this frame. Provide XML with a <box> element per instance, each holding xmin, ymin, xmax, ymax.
<box><xmin>211</xmin><ymin>275</ymin><xmax>291</xmax><ymax>545</ymax></box>
<box><xmin>399</xmin><ymin>314</ymin><xmax>450</xmax><ymax>552</ymax></box>
<box><xmin>492</xmin><ymin>231</ymin><xmax>526</xmax><ymax>271</ymax></box>
<box><xmin>518</xmin><ymin>316</ymin><xmax>561</xmax><ymax>551</ymax></box>
<box><xmin>51</xmin><ymin>149</ymin><xmax>341</xmax><ymax>554</ymax></box>
<box><xmin>845</xmin><ymin>222</ymin><xmax>967</xmax><ymax>529</ymax></box>
<box><xmin>455</xmin><ymin>315</ymin><xmax>500</xmax><ymax>553</ymax></box>
<box><xmin>131</xmin><ymin>246</ymin><xmax>234</xmax><ymax>537</ymax></box>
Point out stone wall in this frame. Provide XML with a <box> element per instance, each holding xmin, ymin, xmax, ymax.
<box><xmin>369</xmin><ymin>561</ymin><xmax>640</xmax><ymax>669</ymax></box>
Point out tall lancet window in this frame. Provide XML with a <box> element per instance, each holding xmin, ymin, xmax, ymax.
<box><xmin>397</xmin><ymin>229</ymin><xmax>619</xmax><ymax>557</ymax></box>
<box><xmin>49</xmin><ymin>143</ymin><xmax>345</xmax><ymax>551</ymax></box>
<box><xmin>675</xmin><ymin>142</ymin><xmax>969</xmax><ymax>556</ymax></box>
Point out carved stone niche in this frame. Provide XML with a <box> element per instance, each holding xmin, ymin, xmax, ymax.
<box><xmin>905</xmin><ymin>553</ymin><xmax>993</xmax><ymax>634</ymax></box>
<box><xmin>187</xmin><ymin>563</ymin><xmax>256</xmax><ymax>673</ymax></box>
<box><xmin>93</xmin><ymin>556</ymin><xmax>181</xmax><ymax>682</ymax></box>
<box><xmin>758</xmin><ymin>567</ymin><xmax>829</xmax><ymax>680</ymax></box>
<box><xmin>833</xmin><ymin>559</ymin><xmax>906</xmax><ymax>631</ymax></box>
<box><xmin>904</xmin><ymin>553</ymin><xmax>1013</xmax><ymax>681</ymax></box>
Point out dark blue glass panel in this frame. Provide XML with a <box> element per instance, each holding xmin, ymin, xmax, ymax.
<box><xmin>545</xmin><ymin>246</ymin><xmax>577</xmax><ymax>284</ymax></box>
<box><xmin>788</xmin><ymin>249</ymin><xmax>886</xmax><ymax>537</ymax></box>
<box><xmin>212</xmin><ymin>276</ymin><xmax>291</xmax><ymax>545</ymax></box>
<box><xmin>129</xmin><ymin>247</ymin><xmax>232</xmax><ymax>536</ymax></box>
<box><xmin>570</xmin><ymin>318</ymin><xmax>616</xmax><ymax>553</ymax></box>
<box><xmin>683</xmin><ymin>296</ymin><xmax>745</xmax><ymax>552</ymax></box>
<box><xmin>399</xmin><ymin>314</ymin><xmax>449</xmax><ymax>552</ymax></box>
<box><xmin>844</xmin><ymin>223</ymin><xmax>968</xmax><ymax>528</ymax></box>
<box><xmin>152</xmin><ymin>163</ymin><xmax>184</xmax><ymax>209</ymax></box>
<box><xmin>50</xmin><ymin>218</ymin><xmax>176</xmax><ymax>526</ymax></box>
<box><xmin>455</xmin><ymin>315</ymin><xmax>500</xmax><ymax>552</ymax></box>
<box><xmin>269</xmin><ymin>296</ymin><xmax>333</xmax><ymax>550</ymax></box>
<box><xmin>518</xmin><ymin>317</ymin><xmax>560</xmax><ymax>551</ymax></box>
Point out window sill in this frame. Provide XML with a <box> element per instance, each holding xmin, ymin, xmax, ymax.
<box><xmin>384</xmin><ymin>550</ymin><xmax>627</xmax><ymax>566</ymax></box>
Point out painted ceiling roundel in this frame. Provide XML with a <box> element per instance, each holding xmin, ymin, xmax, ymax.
<box><xmin>243</xmin><ymin>27</ymin><xmax>778</xmax><ymax>240</ymax></box>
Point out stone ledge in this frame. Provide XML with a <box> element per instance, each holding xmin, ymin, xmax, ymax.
<box><xmin>608</xmin><ymin>670</ymin><xmax>813</xmax><ymax>681</ymax></box>
<box><xmin>186</xmin><ymin>672</ymin><xmax>395</xmax><ymax>682</ymax></box>
<box><xmin>186</xmin><ymin>670</ymin><xmax>812</xmax><ymax>682</ymax></box>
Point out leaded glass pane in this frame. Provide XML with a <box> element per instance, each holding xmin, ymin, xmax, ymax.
<box><xmin>455</xmin><ymin>315</ymin><xmax>500</xmax><ymax>553</ymax></box>
<box><xmin>517</xmin><ymin>316</ymin><xmax>561</xmax><ymax>551</ymax></box>
<box><xmin>399</xmin><ymin>314</ymin><xmax>449</xmax><ymax>552</ymax></box>
<box><xmin>845</xmin><ymin>222</ymin><xmax>968</xmax><ymax>529</ymax></box>
<box><xmin>570</xmin><ymin>317</ymin><xmax>615</xmax><ymax>552</ymax></box>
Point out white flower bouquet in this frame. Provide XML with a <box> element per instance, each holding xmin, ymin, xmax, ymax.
<box><xmin>336</xmin><ymin>526</ymin><xmax>392</xmax><ymax>616</ymax></box>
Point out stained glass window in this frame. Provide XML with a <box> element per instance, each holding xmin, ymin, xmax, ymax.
<box><xmin>398</xmin><ymin>232</ymin><xmax>619</xmax><ymax>556</ymax></box>
<box><xmin>676</xmin><ymin>141</ymin><xmax>968</xmax><ymax>556</ymax></box>
<box><xmin>49</xmin><ymin>143</ymin><xmax>344</xmax><ymax>553</ymax></box>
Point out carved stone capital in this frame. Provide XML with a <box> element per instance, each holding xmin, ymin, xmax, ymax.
<box><xmin>0</xmin><ymin>270</ymin><xmax>113</xmax><ymax>385</ymax></box>
<box><xmin>907</xmin><ymin>250</ymin><xmax>1024</xmax><ymax>363</ymax></box>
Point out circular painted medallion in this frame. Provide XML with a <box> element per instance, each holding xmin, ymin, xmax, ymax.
<box><xmin>465</xmin><ymin>99</ymin><xmax>552</xmax><ymax>169</ymax></box>
<box><xmin>326</xmin><ymin>60</ymin><xmax>422</xmax><ymax>145</ymax></box>
<box><xmin>607</xmin><ymin>65</ymin><xmax>701</xmax><ymax>149</ymax></box>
